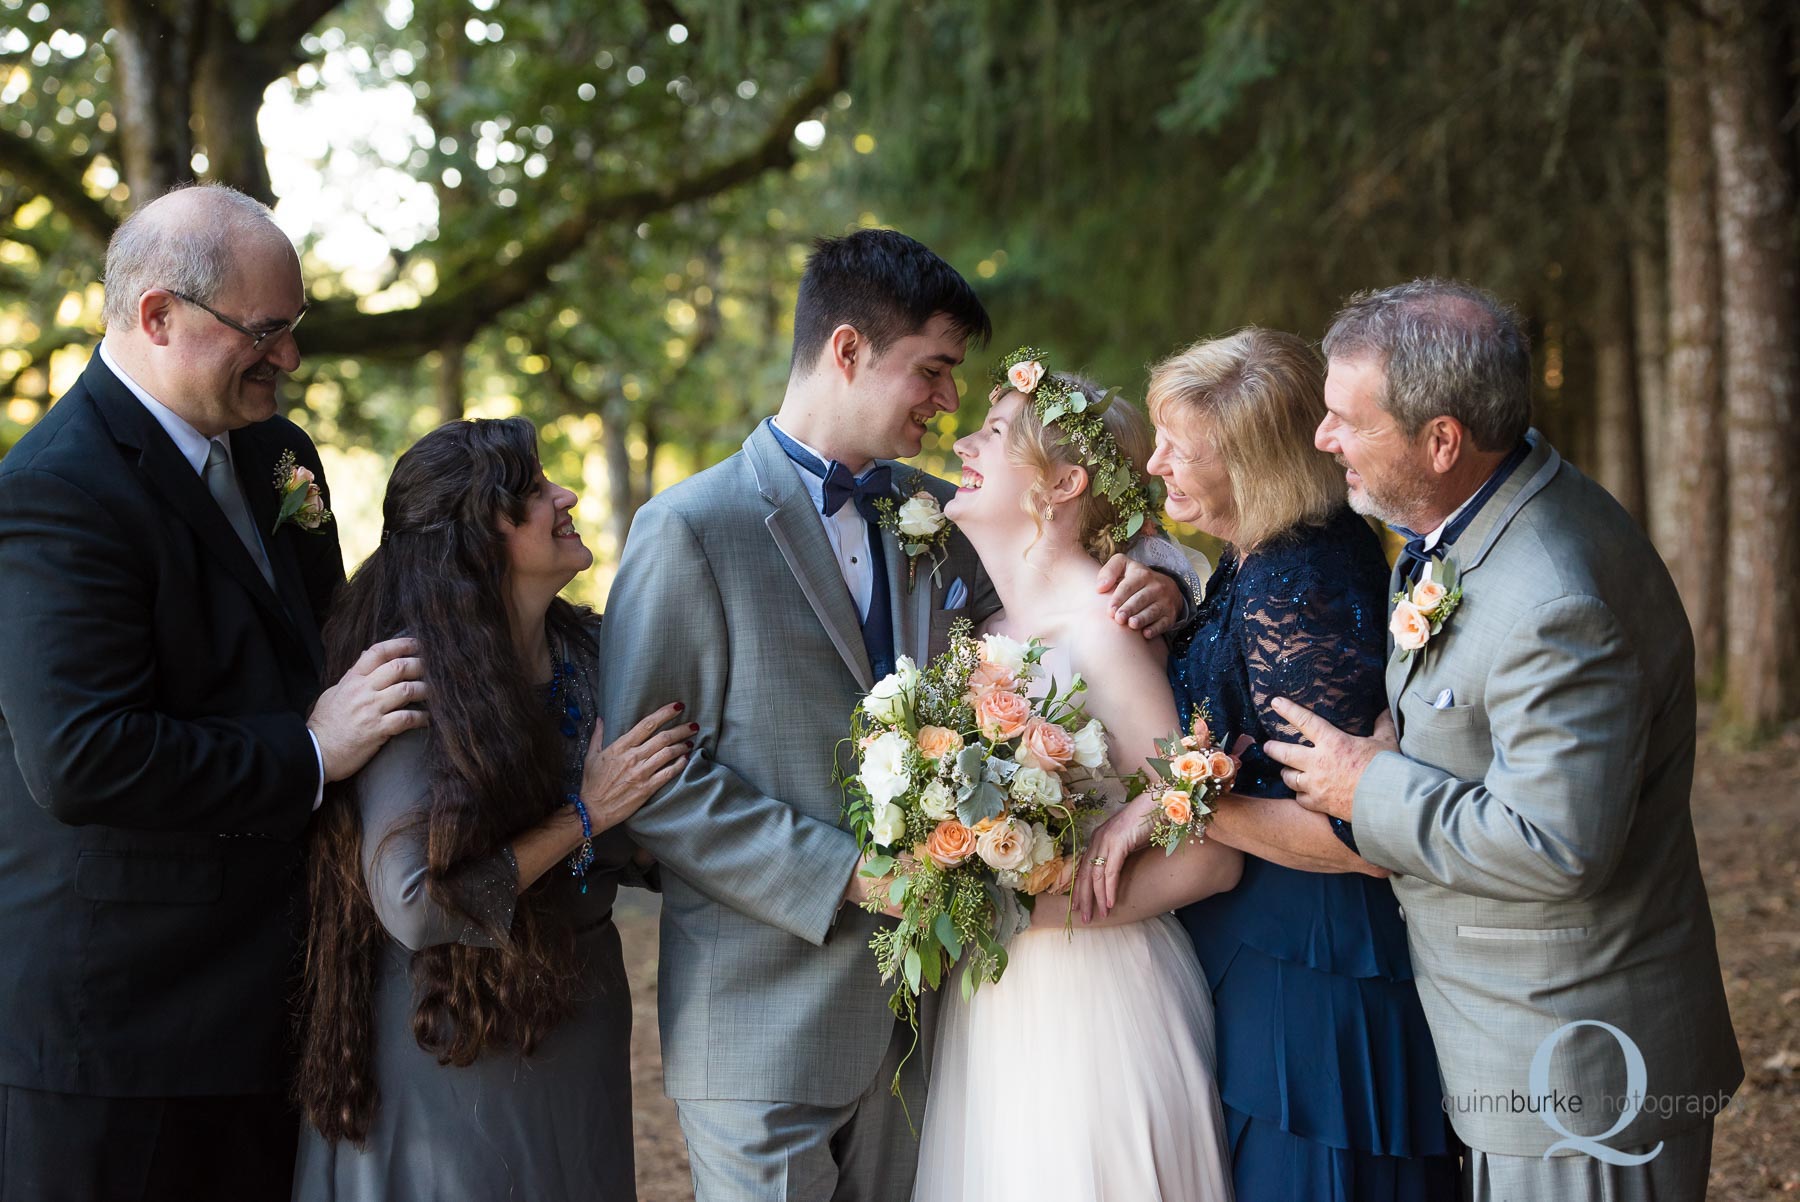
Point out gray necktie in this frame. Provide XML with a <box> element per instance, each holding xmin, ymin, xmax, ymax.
<box><xmin>204</xmin><ymin>438</ymin><xmax>275</xmax><ymax>590</ymax></box>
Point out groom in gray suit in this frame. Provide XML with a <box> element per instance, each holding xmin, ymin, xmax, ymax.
<box><xmin>1267</xmin><ymin>279</ymin><xmax>1742</xmax><ymax>1199</ymax></box>
<box><xmin>600</xmin><ymin>229</ymin><xmax>1183</xmax><ymax>1201</ymax></box>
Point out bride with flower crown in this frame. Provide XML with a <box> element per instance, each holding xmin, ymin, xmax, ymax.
<box><xmin>910</xmin><ymin>352</ymin><xmax>1239</xmax><ymax>1201</ymax></box>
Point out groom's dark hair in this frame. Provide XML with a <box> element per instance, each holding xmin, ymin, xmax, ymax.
<box><xmin>790</xmin><ymin>228</ymin><xmax>991</xmax><ymax>377</ymax></box>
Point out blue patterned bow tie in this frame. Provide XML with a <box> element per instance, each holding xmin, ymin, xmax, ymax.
<box><xmin>1391</xmin><ymin>529</ymin><xmax>1445</xmax><ymax>584</ymax></box>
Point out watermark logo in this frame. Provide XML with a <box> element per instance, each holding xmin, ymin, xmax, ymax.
<box><xmin>1528</xmin><ymin>1020</ymin><xmax>1662</xmax><ymax>1165</ymax></box>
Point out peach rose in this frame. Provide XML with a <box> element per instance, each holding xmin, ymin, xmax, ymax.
<box><xmin>1023</xmin><ymin>855</ymin><xmax>1073</xmax><ymax>896</ymax></box>
<box><xmin>976</xmin><ymin>817</ymin><xmax>1034</xmax><ymax>872</ymax></box>
<box><xmin>974</xmin><ymin>689</ymin><xmax>1031</xmax><ymax>741</ymax></box>
<box><xmin>916</xmin><ymin>725</ymin><xmax>963</xmax><ymax>761</ymax></box>
<box><xmin>923</xmin><ymin>819</ymin><xmax>976</xmax><ymax>869</ymax></box>
<box><xmin>1007</xmin><ymin>359</ymin><xmax>1045</xmax><ymax>395</ymax></box>
<box><xmin>1187</xmin><ymin>715</ymin><xmax>1211</xmax><ymax>748</ymax></box>
<box><xmin>1411</xmin><ymin>578</ymin><xmax>1448</xmax><ymax>612</ymax></box>
<box><xmin>1017</xmin><ymin>718</ymin><xmax>1076</xmax><ymax>773</ymax></box>
<box><xmin>1161</xmin><ymin>789</ymin><xmax>1193</xmax><ymax>826</ymax></box>
<box><xmin>1169</xmin><ymin>751</ymin><xmax>1211</xmax><ymax>781</ymax></box>
<box><xmin>964</xmin><ymin>661</ymin><xmax>1016</xmax><ymax>703</ymax></box>
<box><xmin>1390</xmin><ymin>599</ymin><xmax>1431</xmax><ymax>652</ymax></box>
<box><xmin>1207</xmin><ymin>750</ymin><xmax>1237</xmax><ymax>785</ymax></box>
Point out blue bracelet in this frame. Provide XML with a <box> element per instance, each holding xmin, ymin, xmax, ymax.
<box><xmin>565</xmin><ymin>793</ymin><xmax>595</xmax><ymax>893</ymax></box>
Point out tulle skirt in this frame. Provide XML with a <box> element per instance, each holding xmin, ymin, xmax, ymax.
<box><xmin>912</xmin><ymin>913</ymin><xmax>1234</xmax><ymax>1202</ymax></box>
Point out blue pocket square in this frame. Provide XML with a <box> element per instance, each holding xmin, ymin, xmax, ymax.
<box><xmin>944</xmin><ymin>578</ymin><xmax>968</xmax><ymax>609</ymax></box>
<box><xmin>1433</xmin><ymin>687</ymin><xmax>1455</xmax><ymax>710</ymax></box>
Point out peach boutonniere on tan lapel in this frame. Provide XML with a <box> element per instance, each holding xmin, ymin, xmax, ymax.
<box><xmin>1390</xmin><ymin>558</ymin><xmax>1462</xmax><ymax>661</ymax></box>
<box><xmin>271</xmin><ymin>449</ymin><xmax>333</xmax><ymax>535</ymax></box>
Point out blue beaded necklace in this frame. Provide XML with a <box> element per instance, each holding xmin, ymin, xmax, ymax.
<box><xmin>544</xmin><ymin>630</ymin><xmax>595</xmax><ymax>892</ymax></box>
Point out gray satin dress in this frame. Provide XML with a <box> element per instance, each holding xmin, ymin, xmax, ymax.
<box><xmin>294</xmin><ymin>633</ymin><xmax>638</xmax><ymax>1201</ymax></box>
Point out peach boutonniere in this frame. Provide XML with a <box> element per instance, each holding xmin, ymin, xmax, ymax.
<box><xmin>1391</xmin><ymin>558</ymin><xmax>1461</xmax><ymax>660</ymax></box>
<box><xmin>271</xmin><ymin>449</ymin><xmax>332</xmax><ymax>535</ymax></box>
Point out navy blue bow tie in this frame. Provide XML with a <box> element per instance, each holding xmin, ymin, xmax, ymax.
<box><xmin>767</xmin><ymin>420</ymin><xmax>893</xmax><ymax>521</ymax></box>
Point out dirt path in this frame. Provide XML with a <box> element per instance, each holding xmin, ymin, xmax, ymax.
<box><xmin>617</xmin><ymin>723</ymin><xmax>1800</xmax><ymax>1200</ymax></box>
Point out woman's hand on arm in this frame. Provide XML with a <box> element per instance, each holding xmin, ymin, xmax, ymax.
<box><xmin>507</xmin><ymin>702</ymin><xmax>692</xmax><ymax>893</ymax></box>
<box><xmin>1076</xmin><ymin>791</ymin><xmax>1157</xmax><ymax>923</ymax></box>
<box><xmin>1040</xmin><ymin>834</ymin><xmax>1243</xmax><ymax>929</ymax></box>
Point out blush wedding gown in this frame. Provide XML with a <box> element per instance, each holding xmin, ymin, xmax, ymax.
<box><xmin>910</xmin><ymin>886</ymin><xmax>1235</xmax><ymax>1200</ymax></box>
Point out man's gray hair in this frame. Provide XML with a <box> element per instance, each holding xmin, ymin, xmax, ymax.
<box><xmin>1321</xmin><ymin>278</ymin><xmax>1532</xmax><ymax>451</ymax></box>
<box><xmin>101</xmin><ymin>184</ymin><xmax>282</xmax><ymax>331</ymax></box>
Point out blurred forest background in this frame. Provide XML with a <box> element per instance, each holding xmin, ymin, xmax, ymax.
<box><xmin>1</xmin><ymin>0</ymin><xmax>1797</xmax><ymax>740</ymax></box>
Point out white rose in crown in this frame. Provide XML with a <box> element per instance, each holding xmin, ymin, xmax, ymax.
<box><xmin>919</xmin><ymin>779</ymin><xmax>957</xmax><ymax>821</ymax></box>
<box><xmin>1007</xmin><ymin>359</ymin><xmax>1045</xmax><ymax>394</ymax></box>
<box><xmin>895</xmin><ymin>492</ymin><xmax>946</xmax><ymax>539</ymax></box>
<box><xmin>870</xmin><ymin>800</ymin><xmax>907</xmax><ymax>847</ymax></box>
<box><xmin>858</xmin><ymin>731</ymin><xmax>912</xmax><ymax>803</ymax></box>
<box><xmin>1070</xmin><ymin>718</ymin><xmax>1109</xmax><ymax>769</ymax></box>
<box><xmin>980</xmin><ymin>633</ymin><xmax>1030</xmax><ymax>678</ymax></box>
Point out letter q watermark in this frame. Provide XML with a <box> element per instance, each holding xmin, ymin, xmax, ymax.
<box><xmin>1528</xmin><ymin>1020</ymin><xmax>1663</xmax><ymax>1165</ymax></box>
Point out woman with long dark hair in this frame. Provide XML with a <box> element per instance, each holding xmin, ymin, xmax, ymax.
<box><xmin>292</xmin><ymin>417</ymin><xmax>689</xmax><ymax>1201</ymax></box>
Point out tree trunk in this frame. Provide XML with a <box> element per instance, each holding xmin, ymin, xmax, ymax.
<box><xmin>603</xmin><ymin>396</ymin><xmax>636</xmax><ymax>556</ymax></box>
<box><xmin>1631</xmin><ymin>225</ymin><xmax>1671</xmax><ymax>549</ymax></box>
<box><xmin>192</xmin><ymin>16</ymin><xmax>280</xmax><ymax>204</ymax></box>
<box><xmin>1707</xmin><ymin>0</ymin><xmax>1800</xmax><ymax>735</ymax></box>
<box><xmin>1592</xmin><ymin>252</ymin><xmax>1646</xmax><ymax>524</ymax></box>
<box><xmin>104</xmin><ymin>0</ymin><xmax>204</xmax><ymax>204</ymax></box>
<box><xmin>436</xmin><ymin>339</ymin><xmax>465</xmax><ymax>423</ymax></box>
<box><xmin>1666</xmin><ymin>7</ymin><xmax>1729</xmax><ymax>690</ymax></box>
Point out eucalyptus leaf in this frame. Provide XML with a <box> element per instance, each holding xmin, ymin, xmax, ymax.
<box><xmin>864</xmin><ymin>854</ymin><xmax>895</xmax><ymax>878</ymax></box>
<box><xmin>1125</xmin><ymin>510</ymin><xmax>1145</xmax><ymax>538</ymax></box>
<box><xmin>934</xmin><ymin>912</ymin><xmax>963</xmax><ymax>959</ymax></box>
<box><xmin>889</xmin><ymin>876</ymin><xmax>910</xmax><ymax>905</ymax></box>
<box><xmin>903</xmin><ymin>948</ymin><xmax>922</xmax><ymax>994</ymax></box>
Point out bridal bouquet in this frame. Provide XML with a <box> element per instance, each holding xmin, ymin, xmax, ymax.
<box><xmin>1131</xmin><ymin>706</ymin><xmax>1237</xmax><ymax>854</ymax></box>
<box><xmin>840</xmin><ymin>620</ymin><xmax>1109</xmax><ymax>1026</ymax></box>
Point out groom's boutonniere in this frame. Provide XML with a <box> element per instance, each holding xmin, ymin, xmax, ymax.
<box><xmin>873</xmin><ymin>473</ymin><xmax>952</xmax><ymax>590</ymax></box>
<box><xmin>271</xmin><ymin>449</ymin><xmax>333</xmax><ymax>535</ymax></box>
<box><xmin>1391</xmin><ymin>557</ymin><xmax>1461</xmax><ymax>660</ymax></box>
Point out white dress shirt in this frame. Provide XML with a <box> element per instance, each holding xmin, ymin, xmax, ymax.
<box><xmin>100</xmin><ymin>339</ymin><xmax>328</xmax><ymax>808</ymax></box>
<box><xmin>770</xmin><ymin>418</ymin><xmax>876</xmax><ymax>620</ymax></box>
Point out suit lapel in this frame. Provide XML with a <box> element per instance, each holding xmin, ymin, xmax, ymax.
<box><xmin>84</xmin><ymin>357</ymin><xmax>298</xmax><ymax>641</ymax></box>
<box><xmin>745</xmin><ymin>424</ymin><xmax>875</xmax><ymax>690</ymax></box>
<box><xmin>231</xmin><ymin>427</ymin><xmax>325</xmax><ymax>673</ymax></box>
<box><xmin>877</xmin><ymin>461</ymin><xmax>930</xmax><ymax>667</ymax></box>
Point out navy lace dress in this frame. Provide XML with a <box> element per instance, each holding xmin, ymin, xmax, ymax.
<box><xmin>1171</xmin><ymin>508</ymin><xmax>1458</xmax><ymax>1201</ymax></box>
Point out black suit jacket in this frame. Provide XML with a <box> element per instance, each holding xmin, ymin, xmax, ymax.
<box><xmin>0</xmin><ymin>352</ymin><xmax>343</xmax><ymax>1097</ymax></box>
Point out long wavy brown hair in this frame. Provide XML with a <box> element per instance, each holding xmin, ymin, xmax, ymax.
<box><xmin>296</xmin><ymin>417</ymin><xmax>591</xmax><ymax>1144</ymax></box>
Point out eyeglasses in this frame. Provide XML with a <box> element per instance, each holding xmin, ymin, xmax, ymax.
<box><xmin>168</xmin><ymin>290</ymin><xmax>309</xmax><ymax>351</ymax></box>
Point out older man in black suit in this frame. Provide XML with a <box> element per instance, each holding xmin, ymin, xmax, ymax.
<box><xmin>0</xmin><ymin>185</ymin><xmax>425</xmax><ymax>1202</ymax></box>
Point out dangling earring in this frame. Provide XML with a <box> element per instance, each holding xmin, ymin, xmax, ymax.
<box><xmin>1043</xmin><ymin>506</ymin><xmax>1056</xmax><ymax>523</ymax></box>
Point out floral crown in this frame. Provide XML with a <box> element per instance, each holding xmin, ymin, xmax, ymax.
<box><xmin>991</xmin><ymin>346</ymin><xmax>1165</xmax><ymax>545</ymax></box>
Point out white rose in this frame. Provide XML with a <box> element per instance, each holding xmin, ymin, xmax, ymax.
<box><xmin>995</xmin><ymin>868</ymin><xmax>1025</xmax><ymax>891</ymax></box>
<box><xmin>870</xmin><ymin>800</ymin><xmax>907</xmax><ymax>847</ymax></box>
<box><xmin>1029</xmin><ymin>821</ymin><xmax>1056</xmax><ymax>868</ymax></box>
<box><xmin>920</xmin><ymin>779</ymin><xmax>957</xmax><ymax>821</ymax></box>
<box><xmin>858</xmin><ymin>731</ymin><xmax>912</xmax><ymax>804</ymax></box>
<box><xmin>862</xmin><ymin>664</ymin><xmax>912</xmax><ymax>725</ymax></box>
<box><xmin>1070</xmin><ymin>719</ymin><xmax>1109</xmax><ymax>770</ymax></box>
<box><xmin>1009</xmin><ymin>765</ymin><xmax>1063</xmax><ymax>809</ymax></box>
<box><xmin>980</xmin><ymin>633</ymin><xmax>1029</xmax><ymax>678</ymax></box>
<box><xmin>895</xmin><ymin>493</ymin><xmax>945</xmax><ymax>538</ymax></box>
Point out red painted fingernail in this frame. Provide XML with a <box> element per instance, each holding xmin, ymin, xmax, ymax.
<box><xmin>689</xmin><ymin>723</ymin><xmax>700</xmax><ymax>733</ymax></box>
<box><xmin>674</xmin><ymin>702</ymin><xmax>685</xmax><ymax>713</ymax></box>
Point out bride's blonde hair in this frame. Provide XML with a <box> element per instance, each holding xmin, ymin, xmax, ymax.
<box><xmin>998</xmin><ymin>372</ymin><xmax>1155</xmax><ymax>563</ymax></box>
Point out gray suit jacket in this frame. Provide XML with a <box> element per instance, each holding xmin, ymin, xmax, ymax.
<box><xmin>1355</xmin><ymin>433</ymin><xmax>1742</xmax><ymax>1156</ymax></box>
<box><xmin>599</xmin><ymin>422</ymin><xmax>994</xmax><ymax>1105</ymax></box>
